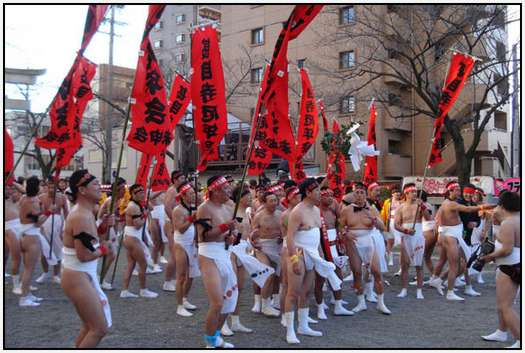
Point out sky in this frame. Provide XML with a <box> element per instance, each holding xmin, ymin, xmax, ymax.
<box><xmin>4</xmin><ymin>4</ymin><xmax>521</xmax><ymax>113</ymax></box>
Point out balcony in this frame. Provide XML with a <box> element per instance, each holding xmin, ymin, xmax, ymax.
<box><xmin>383</xmin><ymin>61</ymin><xmax>410</xmax><ymax>87</ymax></box>
<box><xmin>383</xmin><ymin>153</ymin><xmax>411</xmax><ymax>177</ymax></box>
<box><xmin>383</xmin><ymin>105</ymin><xmax>411</xmax><ymax>132</ymax></box>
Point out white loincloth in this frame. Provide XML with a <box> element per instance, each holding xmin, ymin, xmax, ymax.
<box><xmin>258</xmin><ymin>237</ymin><xmax>282</xmax><ymax>276</ymax></box>
<box><xmin>231</xmin><ymin>239</ymin><xmax>274</xmax><ymax>288</ymax></box>
<box><xmin>6</xmin><ymin>218</ymin><xmax>23</xmax><ymax>240</ymax></box>
<box><xmin>349</xmin><ymin>229</ymin><xmax>375</xmax><ymax>269</ymax></box>
<box><xmin>438</xmin><ymin>224</ymin><xmax>471</xmax><ymax>259</ymax></box>
<box><xmin>327</xmin><ymin>229</ymin><xmax>348</xmax><ymax>269</ymax></box>
<box><xmin>151</xmin><ymin>205</ymin><xmax>168</xmax><ymax>243</ymax></box>
<box><xmin>422</xmin><ymin>220</ymin><xmax>436</xmax><ymax>233</ymax></box>
<box><xmin>370</xmin><ymin>228</ymin><xmax>388</xmax><ymax>273</ymax></box>
<box><xmin>294</xmin><ymin>228</ymin><xmax>342</xmax><ymax>291</ymax></box>
<box><xmin>389</xmin><ymin>219</ymin><xmax>402</xmax><ymax>246</ymax></box>
<box><xmin>173</xmin><ymin>225</ymin><xmax>200</xmax><ymax>278</ymax></box>
<box><xmin>41</xmin><ymin>214</ymin><xmax>64</xmax><ymax>261</ymax></box>
<box><xmin>198</xmin><ymin>242</ymin><xmax>238</xmax><ymax>314</ymax></box>
<box><xmin>62</xmin><ymin>247</ymin><xmax>112</xmax><ymax>328</ymax></box>
<box><xmin>20</xmin><ymin>223</ymin><xmax>59</xmax><ymax>266</ymax></box>
<box><xmin>401</xmin><ymin>223</ymin><xmax>425</xmax><ymax>267</ymax></box>
<box><xmin>470</xmin><ymin>219</ymin><xmax>485</xmax><ymax>246</ymax></box>
<box><xmin>124</xmin><ymin>225</ymin><xmax>154</xmax><ymax>266</ymax></box>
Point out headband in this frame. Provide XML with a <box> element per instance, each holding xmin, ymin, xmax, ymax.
<box><xmin>172</xmin><ymin>171</ymin><xmax>183</xmax><ymax>181</ymax></box>
<box><xmin>403</xmin><ymin>186</ymin><xmax>417</xmax><ymax>193</ymax></box>
<box><xmin>208</xmin><ymin>176</ymin><xmax>228</xmax><ymax>192</ymax></box>
<box><xmin>268</xmin><ymin>184</ymin><xmax>283</xmax><ymax>194</ymax></box>
<box><xmin>286</xmin><ymin>186</ymin><xmax>300</xmax><ymax>200</ymax></box>
<box><xmin>178</xmin><ymin>183</ymin><xmax>193</xmax><ymax>196</ymax></box>
<box><xmin>76</xmin><ymin>173</ymin><xmax>96</xmax><ymax>188</ymax></box>
<box><xmin>367</xmin><ymin>182</ymin><xmax>379</xmax><ymax>191</ymax></box>
<box><xmin>320</xmin><ymin>190</ymin><xmax>332</xmax><ymax>197</ymax></box>
<box><xmin>306</xmin><ymin>181</ymin><xmax>319</xmax><ymax>192</ymax></box>
<box><xmin>475</xmin><ymin>189</ymin><xmax>485</xmax><ymax>196</ymax></box>
<box><xmin>446</xmin><ymin>182</ymin><xmax>460</xmax><ymax>191</ymax></box>
<box><xmin>463</xmin><ymin>187</ymin><xmax>475</xmax><ymax>194</ymax></box>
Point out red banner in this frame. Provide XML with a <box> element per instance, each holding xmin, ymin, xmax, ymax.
<box><xmin>318</xmin><ymin>99</ymin><xmax>329</xmax><ymax>133</ymax></box>
<box><xmin>168</xmin><ymin>75</ymin><xmax>191</xmax><ymax>130</ymax></box>
<box><xmin>151</xmin><ymin>151</ymin><xmax>171</xmax><ymax>192</ymax></box>
<box><xmin>127</xmin><ymin>6</ymin><xmax>171</xmax><ymax>156</ymax></box>
<box><xmin>363</xmin><ymin>102</ymin><xmax>378</xmax><ymax>184</ymax></box>
<box><xmin>191</xmin><ymin>25</ymin><xmax>228</xmax><ymax>172</ymax></box>
<box><xmin>5</xmin><ymin>128</ymin><xmax>14</xmax><ymax>183</ymax></box>
<box><xmin>293</xmin><ymin>69</ymin><xmax>319</xmax><ymax>182</ymax></box>
<box><xmin>428</xmin><ymin>52</ymin><xmax>475</xmax><ymax>167</ymax></box>
<box><xmin>80</xmin><ymin>5</ymin><xmax>109</xmax><ymax>54</ymax></box>
<box><xmin>136</xmin><ymin>153</ymin><xmax>153</xmax><ymax>188</ymax></box>
<box><xmin>326</xmin><ymin>120</ymin><xmax>345</xmax><ymax>201</ymax></box>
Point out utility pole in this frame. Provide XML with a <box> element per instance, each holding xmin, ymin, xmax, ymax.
<box><xmin>103</xmin><ymin>5</ymin><xmax>116</xmax><ymax>184</ymax></box>
<box><xmin>510</xmin><ymin>43</ymin><xmax>520</xmax><ymax>177</ymax></box>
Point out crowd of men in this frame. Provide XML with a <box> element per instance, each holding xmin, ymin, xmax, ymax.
<box><xmin>4</xmin><ymin>170</ymin><xmax>521</xmax><ymax>348</ymax></box>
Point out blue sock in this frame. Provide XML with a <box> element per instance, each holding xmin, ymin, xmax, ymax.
<box><xmin>205</xmin><ymin>334</ymin><xmax>217</xmax><ymax>347</ymax></box>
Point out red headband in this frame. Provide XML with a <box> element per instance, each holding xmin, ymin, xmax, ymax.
<box><xmin>268</xmin><ymin>184</ymin><xmax>283</xmax><ymax>194</ymax></box>
<box><xmin>368</xmin><ymin>182</ymin><xmax>379</xmax><ymax>191</ymax></box>
<box><xmin>208</xmin><ymin>177</ymin><xmax>228</xmax><ymax>192</ymax></box>
<box><xmin>447</xmin><ymin>182</ymin><xmax>460</xmax><ymax>191</ymax></box>
<box><xmin>178</xmin><ymin>183</ymin><xmax>192</xmax><ymax>196</ymax></box>
<box><xmin>403</xmin><ymin>186</ymin><xmax>417</xmax><ymax>193</ymax></box>
<box><xmin>463</xmin><ymin>187</ymin><xmax>475</xmax><ymax>194</ymax></box>
<box><xmin>286</xmin><ymin>187</ymin><xmax>300</xmax><ymax>200</ymax></box>
<box><xmin>306</xmin><ymin>181</ymin><xmax>319</xmax><ymax>192</ymax></box>
<box><xmin>320</xmin><ymin>190</ymin><xmax>332</xmax><ymax>197</ymax></box>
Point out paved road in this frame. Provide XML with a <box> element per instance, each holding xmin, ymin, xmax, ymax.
<box><xmin>4</xmin><ymin>247</ymin><xmax>520</xmax><ymax>349</ymax></box>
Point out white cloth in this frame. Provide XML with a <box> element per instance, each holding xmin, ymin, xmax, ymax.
<box><xmin>422</xmin><ymin>220</ymin><xmax>436</xmax><ymax>233</ymax></box>
<box><xmin>231</xmin><ymin>239</ymin><xmax>274</xmax><ymax>288</ymax></box>
<box><xmin>173</xmin><ymin>225</ymin><xmax>200</xmax><ymax>278</ymax></box>
<box><xmin>326</xmin><ymin>229</ymin><xmax>348</xmax><ymax>269</ymax></box>
<box><xmin>41</xmin><ymin>214</ymin><xmax>64</xmax><ymax>261</ymax></box>
<box><xmin>401</xmin><ymin>223</ymin><xmax>425</xmax><ymax>267</ymax></box>
<box><xmin>5</xmin><ymin>218</ymin><xmax>23</xmax><ymax>239</ymax></box>
<box><xmin>258</xmin><ymin>238</ymin><xmax>282</xmax><ymax>276</ymax></box>
<box><xmin>438</xmin><ymin>224</ymin><xmax>471</xmax><ymax>259</ymax></box>
<box><xmin>370</xmin><ymin>228</ymin><xmax>388</xmax><ymax>273</ymax></box>
<box><xmin>198</xmin><ymin>242</ymin><xmax>238</xmax><ymax>314</ymax></box>
<box><xmin>151</xmin><ymin>205</ymin><xmax>168</xmax><ymax>243</ymax></box>
<box><xmin>389</xmin><ymin>219</ymin><xmax>402</xmax><ymax>246</ymax></box>
<box><xmin>347</xmin><ymin>130</ymin><xmax>380</xmax><ymax>172</ymax></box>
<box><xmin>19</xmin><ymin>223</ymin><xmax>59</xmax><ymax>266</ymax></box>
<box><xmin>124</xmin><ymin>225</ymin><xmax>154</xmax><ymax>266</ymax></box>
<box><xmin>471</xmin><ymin>219</ymin><xmax>484</xmax><ymax>246</ymax></box>
<box><xmin>294</xmin><ymin>228</ymin><xmax>342</xmax><ymax>291</ymax></box>
<box><xmin>62</xmin><ymin>247</ymin><xmax>112</xmax><ymax>328</ymax></box>
<box><xmin>494</xmin><ymin>240</ymin><xmax>520</xmax><ymax>266</ymax></box>
<box><xmin>349</xmin><ymin>229</ymin><xmax>375</xmax><ymax>268</ymax></box>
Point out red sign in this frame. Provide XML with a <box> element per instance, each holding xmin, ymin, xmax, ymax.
<box><xmin>80</xmin><ymin>5</ymin><xmax>109</xmax><ymax>54</ymax></box>
<box><xmin>5</xmin><ymin>129</ymin><xmax>14</xmax><ymax>184</ymax></box>
<box><xmin>363</xmin><ymin>102</ymin><xmax>378</xmax><ymax>184</ymax></box>
<box><xmin>136</xmin><ymin>153</ymin><xmax>153</xmax><ymax>188</ymax></box>
<box><xmin>168</xmin><ymin>75</ymin><xmax>191</xmax><ymax>130</ymax></box>
<box><xmin>428</xmin><ymin>53</ymin><xmax>475</xmax><ymax>167</ymax></box>
<box><xmin>191</xmin><ymin>25</ymin><xmax>228</xmax><ymax>172</ymax></box>
<box><xmin>151</xmin><ymin>151</ymin><xmax>171</xmax><ymax>192</ymax></box>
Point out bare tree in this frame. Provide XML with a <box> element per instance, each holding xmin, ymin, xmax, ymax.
<box><xmin>308</xmin><ymin>4</ymin><xmax>519</xmax><ymax>184</ymax></box>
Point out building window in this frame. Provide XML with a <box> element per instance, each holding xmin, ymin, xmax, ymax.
<box><xmin>175</xmin><ymin>53</ymin><xmax>185</xmax><ymax>63</ymax></box>
<box><xmin>340</xmin><ymin>96</ymin><xmax>355</xmax><ymax>114</ymax></box>
<box><xmin>176</xmin><ymin>14</ymin><xmax>185</xmax><ymax>24</ymax></box>
<box><xmin>297</xmin><ymin>59</ymin><xmax>306</xmax><ymax>68</ymax></box>
<box><xmin>251</xmin><ymin>67</ymin><xmax>264</xmax><ymax>84</ymax></box>
<box><xmin>388</xmin><ymin>140</ymin><xmax>401</xmax><ymax>154</ymax></box>
<box><xmin>339</xmin><ymin>50</ymin><xmax>355</xmax><ymax>69</ymax></box>
<box><xmin>154</xmin><ymin>21</ymin><xmax>163</xmax><ymax>30</ymax></box>
<box><xmin>153</xmin><ymin>40</ymin><xmax>163</xmax><ymax>49</ymax></box>
<box><xmin>251</xmin><ymin>28</ymin><xmax>264</xmax><ymax>45</ymax></box>
<box><xmin>175</xmin><ymin>33</ymin><xmax>185</xmax><ymax>43</ymax></box>
<box><xmin>494</xmin><ymin>112</ymin><xmax>507</xmax><ymax>130</ymax></box>
<box><xmin>388</xmin><ymin>93</ymin><xmax>401</xmax><ymax>106</ymax></box>
<box><xmin>340</xmin><ymin>6</ymin><xmax>355</xmax><ymax>24</ymax></box>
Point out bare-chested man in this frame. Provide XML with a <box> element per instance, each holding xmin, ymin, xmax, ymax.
<box><xmin>149</xmin><ymin>190</ymin><xmax>167</xmax><ymax>273</ymax></box>
<box><xmin>428</xmin><ymin>181</ymin><xmax>495</xmax><ymax>301</ymax></box>
<box><xmin>97</xmin><ymin>177</ymin><xmax>127</xmax><ymax>290</ymax></box>
<box><xmin>315</xmin><ymin>187</ymin><xmax>353</xmax><ymax>318</ymax></box>
<box><xmin>251</xmin><ymin>191</ymin><xmax>283</xmax><ymax>317</ymax></box>
<box><xmin>339</xmin><ymin>182</ymin><xmax>391</xmax><ymax>315</ymax></box>
<box><xmin>252</xmin><ymin>185</ymin><xmax>266</xmax><ymax>212</ymax></box>
<box><xmin>5</xmin><ymin>182</ymin><xmax>24</xmax><ymax>293</ymax></box>
<box><xmin>36</xmin><ymin>177</ymin><xmax>69</xmax><ymax>284</ymax></box>
<box><xmin>196</xmin><ymin>176</ymin><xmax>238</xmax><ymax>348</ymax></box>
<box><xmin>381</xmin><ymin>186</ymin><xmax>402</xmax><ymax>266</ymax></box>
<box><xmin>394</xmin><ymin>183</ymin><xmax>431</xmax><ymax>299</ymax></box>
<box><xmin>171</xmin><ymin>182</ymin><xmax>200</xmax><ymax>317</ymax></box>
<box><xmin>120</xmin><ymin>184</ymin><xmax>158</xmax><ymax>299</ymax></box>
<box><xmin>284</xmin><ymin>178</ymin><xmax>342</xmax><ymax>344</ymax></box>
<box><xmin>61</xmin><ymin>170</ymin><xmax>113</xmax><ymax>348</ymax></box>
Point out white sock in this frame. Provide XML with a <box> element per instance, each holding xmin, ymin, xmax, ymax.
<box><xmin>12</xmin><ymin>274</ymin><xmax>20</xmax><ymax>287</ymax></box>
<box><xmin>231</xmin><ymin>315</ymin><xmax>240</xmax><ymax>326</ymax></box>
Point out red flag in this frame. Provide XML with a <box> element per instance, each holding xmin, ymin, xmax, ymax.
<box><xmin>248</xmin><ymin>64</ymin><xmax>272</xmax><ymax>176</ymax></box>
<box><xmin>428</xmin><ymin>52</ymin><xmax>475</xmax><ymax>167</ymax></box>
<box><xmin>127</xmin><ymin>6</ymin><xmax>171</xmax><ymax>156</ymax></box>
<box><xmin>191</xmin><ymin>25</ymin><xmax>228</xmax><ymax>172</ymax></box>
<box><xmin>80</xmin><ymin>5</ymin><xmax>109</xmax><ymax>54</ymax></box>
<box><xmin>168</xmin><ymin>75</ymin><xmax>191</xmax><ymax>130</ymax></box>
<box><xmin>136</xmin><ymin>153</ymin><xmax>153</xmax><ymax>188</ymax></box>
<box><xmin>363</xmin><ymin>102</ymin><xmax>378</xmax><ymax>184</ymax></box>
<box><xmin>5</xmin><ymin>129</ymin><xmax>14</xmax><ymax>184</ymax></box>
<box><xmin>327</xmin><ymin>152</ymin><xmax>346</xmax><ymax>202</ymax></box>
<box><xmin>293</xmin><ymin>69</ymin><xmax>319</xmax><ymax>183</ymax></box>
<box><xmin>332</xmin><ymin>119</ymin><xmax>340</xmax><ymax>134</ymax></box>
<box><xmin>151</xmin><ymin>152</ymin><xmax>171</xmax><ymax>192</ymax></box>
<box><xmin>318</xmin><ymin>99</ymin><xmax>329</xmax><ymax>133</ymax></box>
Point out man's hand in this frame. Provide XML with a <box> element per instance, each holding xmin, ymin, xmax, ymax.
<box><xmin>404</xmin><ymin>227</ymin><xmax>416</xmax><ymax>235</ymax></box>
<box><xmin>467</xmin><ymin>221</ymin><xmax>478</xmax><ymax>230</ymax></box>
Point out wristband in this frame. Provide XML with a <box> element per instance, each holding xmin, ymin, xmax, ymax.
<box><xmin>420</xmin><ymin>203</ymin><xmax>427</xmax><ymax>211</ymax></box>
<box><xmin>99</xmin><ymin>244</ymin><xmax>108</xmax><ymax>256</ymax></box>
<box><xmin>219</xmin><ymin>223</ymin><xmax>230</xmax><ymax>233</ymax></box>
<box><xmin>44</xmin><ymin>210</ymin><xmax>52</xmax><ymax>217</ymax></box>
<box><xmin>97</xmin><ymin>222</ymin><xmax>108</xmax><ymax>236</ymax></box>
<box><xmin>187</xmin><ymin>215</ymin><xmax>195</xmax><ymax>223</ymax></box>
